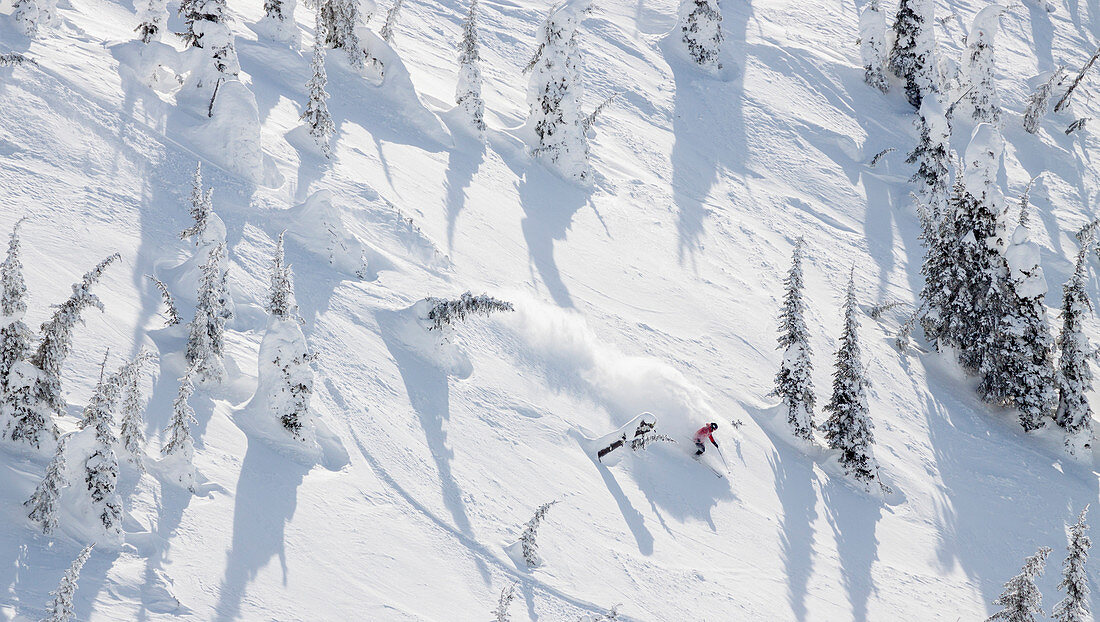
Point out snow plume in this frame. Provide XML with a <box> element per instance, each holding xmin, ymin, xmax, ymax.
<box><xmin>502</xmin><ymin>297</ymin><xmax>719</xmax><ymax>439</ymax></box>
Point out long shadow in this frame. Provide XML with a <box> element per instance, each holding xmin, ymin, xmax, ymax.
<box><xmin>214</xmin><ymin>440</ymin><xmax>308</xmax><ymax>621</ymax></box>
<box><xmin>766</xmin><ymin>446</ymin><xmax>819</xmax><ymax>622</ymax></box>
<box><xmin>1027</xmin><ymin>3</ymin><xmax>1056</xmax><ymax>73</ymax></box>
<box><xmin>137</xmin><ymin>484</ymin><xmax>193</xmax><ymax>620</ymax></box>
<box><xmin>516</xmin><ymin>167</ymin><xmax>589</xmax><ymax>308</ymax></box>
<box><xmin>444</xmin><ymin>135</ymin><xmax>486</xmax><ymax>251</ymax></box>
<box><xmin>573</xmin><ymin>436</ymin><xmax>655</xmax><ymax>555</ymax></box>
<box><xmin>375</xmin><ymin>309</ymin><xmax>488</xmax><ymax>582</ymax></box>
<box><xmin>822</xmin><ymin>480</ymin><xmax>881</xmax><ymax>622</ymax></box>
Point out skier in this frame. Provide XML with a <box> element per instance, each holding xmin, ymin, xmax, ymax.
<box><xmin>693</xmin><ymin>422</ymin><xmax>719</xmax><ymax>456</ymax></box>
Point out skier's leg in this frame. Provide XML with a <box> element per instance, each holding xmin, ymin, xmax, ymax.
<box><xmin>694</xmin><ymin>441</ymin><xmax>705</xmax><ymax>456</ymax></box>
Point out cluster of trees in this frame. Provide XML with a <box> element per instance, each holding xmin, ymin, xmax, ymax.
<box><xmin>987</xmin><ymin>506</ymin><xmax>1091</xmax><ymax>622</ymax></box>
<box><xmin>773</xmin><ymin>240</ymin><xmax>883</xmax><ymax>490</ymax></box>
<box><xmin>860</xmin><ymin>0</ymin><xmax>1097</xmax><ymax>452</ymax></box>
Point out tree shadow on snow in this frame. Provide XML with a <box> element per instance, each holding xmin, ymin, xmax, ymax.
<box><xmin>821</xmin><ymin>480</ymin><xmax>881</xmax><ymax>622</ymax></box>
<box><xmin>764</xmin><ymin>443</ymin><xmax>819</xmax><ymax>622</ymax></box>
<box><xmin>569</xmin><ymin>432</ymin><xmax>656</xmax><ymax>555</ymax></box>
<box><xmin>443</xmin><ymin>130</ymin><xmax>487</xmax><ymax>251</ymax></box>
<box><xmin>214</xmin><ymin>440</ymin><xmax>308</xmax><ymax>621</ymax></box>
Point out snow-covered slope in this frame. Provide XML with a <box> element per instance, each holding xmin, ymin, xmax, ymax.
<box><xmin>3</xmin><ymin>0</ymin><xmax>1100</xmax><ymax>617</ymax></box>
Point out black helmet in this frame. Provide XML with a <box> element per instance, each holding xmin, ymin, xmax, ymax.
<box><xmin>710</xmin><ymin>422</ymin><xmax>718</xmax><ymax>431</ymax></box>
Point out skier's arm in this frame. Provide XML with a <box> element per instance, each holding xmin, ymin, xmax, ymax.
<box><xmin>710</xmin><ymin>435</ymin><xmax>719</xmax><ymax>448</ymax></box>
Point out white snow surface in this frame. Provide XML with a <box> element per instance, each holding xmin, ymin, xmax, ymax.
<box><xmin>3</xmin><ymin>0</ymin><xmax>1100</xmax><ymax>618</ymax></box>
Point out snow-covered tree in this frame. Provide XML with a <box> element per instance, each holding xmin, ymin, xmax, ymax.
<box><xmin>380</xmin><ymin>0</ymin><xmax>403</xmax><ymax>43</ymax></box>
<box><xmin>185</xmin><ymin>0</ymin><xmax>239</xmax><ymax>81</ymax></box>
<box><xmin>1055</xmin><ymin>240</ymin><xmax>1095</xmax><ymax>448</ymax></box>
<box><xmin>980</xmin><ymin>222</ymin><xmax>1056</xmax><ymax>432</ymax></box>
<box><xmin>25</xmin><ymin>433</ymin><xmax>69</xmax><ymax>534</ymax></box>
<box><xmin>0</xmin><ymin>218</ymin><xmax>32</xmax><ymax>395</ymax></box>
<box><xmin>820</xmin><ymin>273</ymin><xmax>879</xmax><ymax>487</ymax></box>
<box><xmin>259</xmin><ymin>233</ymin><xmax>315</xmax><ymax>439</ymax></box>
<box><xmin>135</xmin><ymin>0</ymin><xmax>168</xmax><ymax>42</ymax></box>
<box><xmin>258</xmin><ymin>0</ymin><xmax>299</xmax><ymax>45</ymax></box>
<box><xmin>678</xmin><ymin>0</ymin><xmax>722</xmax><ymax>71</ymax></box>
<box><xmin>80</xmin><ymin>355</ymin><xmax>123</xmax><ymax>538</ymax></box>
<box><xmin>1023</xmin><ymin>67</ymin><xmax>1064</xmax><ymax>134</ymax></box>
<box><xmin>859</xmin><ymin>0</ymin><xmax>889</xmax><ymax>93</ymax></box>
<box><xmin>12</xmin><ymin>0</ymin><xmax>56</xmax><ymax>38</ymax></box>
<box><xmin>888</xmin><ymin>0</ymin><xmax>936</xmax><ymax>108</ymax></box>
<box><xmin>773</xmin><ymin>238</ymin><xmax>816</xmax><ymax>442</ymax></box>
<box><xmin>423</xmin><ymin>292</ymin><xmax>514</xmax><ymax>330</ymax></box>
<box><xmin>178</xmin><ymin>0</ymin><xmax>203</xmax><ymax>47</ymax></box>
<box><xmin>117</xmin><ymin>350</ymin><xmax>156</xmax><ymax>471</ymax></box>
<box><xmin>907</xmin><ymin>96</ymin><xmax>951</xmax><ymax>224</ymax></box>
<box><xmin>42</xmin><ymin>543</ymin><xmax>94</xmax><ymax>622</ymax></box>
<box><xmin>493</xmin><ymin>581</ymin><xmax>517</xmax><ymax>622</ymax></box>
<box><xmin>455</xmin><ymin>0</ymin><xmax>486</xmax><ymax>134</ymax></box>
<box><xmin>1053</xmin><ymin>506</ymin><xmax>1091</xmax><ymax>622</ymax></box>
<box><xmin>987</xmin><ymin>546</ymin><xmax>1052</xmax><ymax>622</ymax></box>
<box><xmin>526</xmin><ymin>0</ymin><xmax>592</xmax><ymax>181</ymax></box>
<box><xmin>940</xmin><ymin>124</ymin><xmax>1009</xmax><ymax>375</ymax></box>
<box><xmin>181</xmin><ymin>163</ymin><xmax>213</xmax><ymax>243</ymax></box>
<box><xmin>301</xmin><ymin>9</ymin><xmax>335</xmax><ymax>158</ymax></box>
<box><xmin>146</xmin><ymin>274</ymin><xmax>182</xmax><ymax>327</ymax></box>
<box><xmin>315</xmin><ymin>0</ymin><xmax>366</xmax><ymax>68</ymax></box>
<box><xmin>162</xmin><ymin>367</ymin><xmax>197</xmax><ymax>490</ymax></box>
<box><xmin>965</xmin><ymin>6</ymin><xmax>1004</xmax><ymax>125</ymax></box>
<box><xmin>520</xmin><ymin>501</ymin><xmax>557</xmax><ymax>568</ymax></box>
<box><xmin>9</xmin><ymin>254</ymin><xmax>120</xmax><ymax>448</ymax></box>
<box><xmin>186</xmin><ymin>243</ymin><xmax>229</xmax><ymax>385</ymax></box>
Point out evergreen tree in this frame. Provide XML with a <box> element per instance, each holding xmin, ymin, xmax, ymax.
<box><xmin>81</xmin><ymin>355</ymin><xmax>123</xmax><ymax>538</ymax></box>
<box><xmin>987</xmin><ymin>546</ymin><xmax>1052</xmax><ymax>622</ymax></box>
<box><xmin>455</xmin><ymin>0</ymin><xmax>486</xmax><ymax>134</ymax></box>
<box><xmin>42</xmin><ymin>543</ymin><xmax>94</xmax><ymax>622</ymax></box>
<box><xmin>859</xmin><ymin>0</ymin><xmax>889</xmax><ymax>93</ymax></box>
<box><xmin>25</xmin><ymin>433</ymin><xmax>69</xmax><ymax>534</ymax></box>
<box><xmin>525</xmin><ymin>0</ymin><xmax>592</xmax><ymax>181</ymax></box>
<box><xmin>301</xmin><ymin>10</ymin><xmax>335</xmax><ymax>158</ymax></box>
<box><xmin>186</xmin><ymin>243</ymin><xmax>229</xmax><ymax>385</ymax></box>
<box><xmin>939</xmin><ymin>124</ymin><xmax>1009</xmax><ymax>375</ymax></box>
<box><xmin>266</xmin><ymin>233</ymin><xmax>297</xmax><ymax>319</ymax></box>
<box><xmin>888</xmin><ymin>0</ymin><xmax>936</xmax><ymax>108</ymax></box>
<box><xmin>162</xmin><ymin>367</ymin><xmax>197</xmax><ymax>490</ymax></box>
<box><xmin>1055</xmin><ymin>240</ymin><xmax>1095</xmax><ymax>446</ymax></box>
<box><xmin>380</xmin><ymin>0</ymin><xmax>403</xmax><ymax>43</ymax></box>
<box><xmin>12</xmin><ymin>0</ymin><xmax>55</xmax><ymax>38</ymax></box>
<box><xmin>678</xmin><ymin>0</ymin><xmax>722</xmax><ymax>71</ymax></box>
<box><xmin>146</xmin><ymin>274</ymin><xmax>182</xmax><ymax>327</ymax></box>
<box><xmin>0</xmin><ymin>218</ymin><xmax>33</xmax><ymax>395</ymax></box>
<box><xmin>773</xmin><ymin>238</ymin><xmax>816</xmax><ymax>442</ymax></box>
<box><xmin>820</xmin><ymin>273</ymin><xmax>879</xmax><ymax>487</ymax></box>
<box><xmin>180</xmin><ymin>163</ymin><xmax>212</xmax><ymax>243</ymax></box>
<box><xmin>1053</xmin><ymin>506</ymin><xmax>1091</xmax><ymax>622</ymax></box>
<box><xmin>117</xmin><ymin>350</ymin><xmax>155</xmax><ymax>471</ymax></box>
<box><xmin>1023</xmin><ymin>67</ymin><xmax>1064</xmax><ymax>134</ymax></box>
<box><xmin>493</xmin><ymin>582</ymin><xmax>518</xmax><ymax>622</ymax></box>
<box><xmin>259</xmin><ymin>0</ymin><xmax>298</xmax><ymax>44</ymax></box>
<box><xmin>980</xmin><ymin>222</ymin><xmax>1056</xmax><ymax>432</ymax></box>
<box><xmin>907</xmin><ymin>96</ymin><xmax>951</xmax><ymax>224</ymax></box>
<box><xmin>178</xmin><ymin>0</ymin><xmax>203</xmax><ymax>47</ymax></box>
<box><xmin>10</xmin><ymin>254</ymin><xmax>120</xmax><ymax>448</ymax></box>
<box><xmin>965</xmin><ymin>6</ymin><xmax>1004</xmax><ymax>125</ymax></box>
<box><xmin>520</xmin><ymin>501</ymin><xmax>557</xmax><ymax>568</ymax></box>
<box><xmin>316</xmin><ymin>0</ymin><xmax>365</xmax><ymax>68</ymax></box>
<box><xmin>135</xmin><ymin>0</ymin><xmax>168</xmax><ymax>43</ymax></box>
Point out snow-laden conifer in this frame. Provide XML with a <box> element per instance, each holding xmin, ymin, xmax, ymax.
<box><xmin>965</xmin><ymin>6</ymin><xmax>1004</xmax><ymax>125</ymax></box>
<box><xmin>888</xmin><ymin>0</ymin><xmax>936</xmax><ymax>108</ymax></box>
<box><xmin>380</xmin><ymin>0</ymin><xmax>403</xmax><ymax>43</ymax></box>
<box><xmin>820</xmin><ymin>273</ymin><xmax>879</xmax><ymax>488</ymax></box>
<box><xmin>0</xmin><ymin>218</ymin><xmax>32</xmax><ymax>395</ymax></box>
<box><xmin>678</xmin><ymin>0</ymin><xmax>722</xmax><ymax>71</ymax></box>
<box><xmin>1053</xmin><ymin>506</ymin><xmax>1091</xmax><ymax>622</ymax></box>
<box><xmin>301</xmin><ymin>9</ymin><xmax>335</xmax><ymax>158</ymax></box>
<box><xmin>162</xmin><ymin>367</ymin><xmax>197</xmax><ymax>490</ymax></box>
<box><xmin>80</xmin><ymin>355</ymin><xmax>123</xmax><ymax>538</ymax></box>
<box><xmin>987</xmin><ymin>546</ymin><xmax>1052</xmax><ymax>622</ymax></box>
<box><xmin>186</xmin><ymin>243</ymin><xmax>229</xmax><ymax>385</ymax></box>
<box><xmin>316</xmin><ymin>0</ymin><xmax>365</xmax><ymax>68</ymax></box>
<box><xmin>1055</xmin><ymin>240</ymin><xmax>1095</xmax><ymax>448</ymax></box>
<box><xmin>181</xmin><ymin>163</ymin><xmax>212</xmax><ymax>243</ymax></box>
<box><xmin>10</xmin><ymin>254</ymin><xmax>120</xmax><ymax>448</ymax></box>
<box><xmin>117</xmin><ymin>350</ymin><xmax>156</xmax><ymax>471</ymax></box>
<box><xmin>859</xmin><ymin>0</ymin><xmax>889</xmax><ymax>93</ymax></box>
<box><xmin>1023</xmin><ymin>68</ymin><xmax>1064</xmax><ymax>134</ymax></box>
<box><xmin>42</xmin><ymin>543</ymin><xmax>94</xmax><ymax>622</ymax></box>
<box><xmin>135</xmin><ymin>0</ymin><xmax>168</xmax><ymax>43</ymax></box>
<box><xmin>259</xmin><ymin>0</ymin><xmax>299</xmax><ymax>45</ymax></box>
<box><xmin>907</xmin><ymin>96</ymin><xmax>951</xmax><ymax>224</ymax></box>
<box><xmin>520</xmin><ymin>501</ymin><xmax>557</xmax><ymax>568</ymax></box>
<box><xmin>525</xmin><ymin>0</ymin><xmax>592</xmax><ymax>181</ymax></box>
<box><xmin>25</xmin><ymin>433</ymin><xmax>69</xmax><ymax>534</ymax></box>
<box><xmin>259</xmin><ymin>233</ymin><xmax>316</xmax><ymax>439</ymax></box>
<box><xmin>773</xmin><ymin>238</ymin><xmax>816</xmax><ymax>442</ymax></box>
<box><xmin>146</xmin><ymin>274</ymin><xmax>182</xmax><ymax>327</ymax></box>
<box><xmin>456</xmin><ymin>0</ymin><xmax>486</xmax><ymax>134</ymax></box>
<box><xmin>940</xmin><ymin>124</ymin><xmax>1008</xmax><ymax>374</ymax></box>
<box><xmin>424</xmin><ymin>292</ymin><xmax>514</xmax><ymax>330</ymax></box>
<box><xmin>12</xmin><ymin>0</ymin><xmax>55</xmax><ymax>38</ymax></box>
<box><xmin>493</xmin><ymin>581</ymin><xmax>517</xmax><ymax>622</ymax></box>
<box><xmin>980</xmin><ymin>222</ymin><xmax>1056</xmax><ymax>431</ymax></box>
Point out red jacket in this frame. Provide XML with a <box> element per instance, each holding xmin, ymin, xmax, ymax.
<box><xmin>693</xmin><ymin>426</ymin><xmax>716</xmax><ymax>445</ymax></box>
